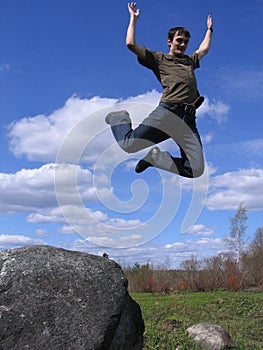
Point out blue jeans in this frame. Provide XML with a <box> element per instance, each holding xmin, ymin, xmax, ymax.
<box><xmin>108</xmin><ymin>103</ymin><xmax>204</xmax><ymax>178</ymax></box>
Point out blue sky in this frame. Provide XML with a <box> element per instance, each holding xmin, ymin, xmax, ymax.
<box><xmin>1</xmin><ymin>0</ymin><xmax>263</xmax><ymax>268</ymax></box>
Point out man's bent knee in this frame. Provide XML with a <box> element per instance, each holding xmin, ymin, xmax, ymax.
<box><xmin>117</xmin><ymin>141</ymin><xmax>138</xmax><ymax>154</ymax></box>
<box><xmin>192</xmin><ymin>164</ymin><xmax>205</xmax><ymax>178</ymax></box>
<box><xmin>117</xmin><ymin>139</ymin><xmax>153</xmax><ymax>154</ymax></box>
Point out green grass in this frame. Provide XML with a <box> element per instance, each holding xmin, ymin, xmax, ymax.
<box><xmin>131</xmin><ymin>291</ymin><xmax>263</xmax><ymax>349</ymax></box>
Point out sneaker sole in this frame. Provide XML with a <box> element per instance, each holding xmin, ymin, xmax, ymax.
<box><xmin>105</xmin><ymin>110</ymin><xmax>130</xmax><ymax>124</ymax></box>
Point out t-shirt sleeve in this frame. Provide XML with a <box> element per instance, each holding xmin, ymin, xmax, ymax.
<box><xmin>138</xmin><ymin>48</ymin><xmax>159</xmax><ymax>70</ymax></box>
<box><xmin>189</xmin><ymin>52</ymin><xmax>200</xmax><ymax>70</ymax></box>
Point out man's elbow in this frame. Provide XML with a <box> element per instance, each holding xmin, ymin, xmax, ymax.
<box><xmin>126</xmin><ymin>42</ymin><xmax>140</xmax><ymax>56</ymax></box>
<box><xmin>126</xmin><ymin>42</ymin><xmax>135</xmax><ymax>51</ymax></box>
<box><xmin>203</xmin><ymin>47</ymin><xmax>210</xmax><ymax>55</ymax></box>
<box><xmin>126</xmin><ymin>43</ymin><xmax>145</xmax><ymax>59</ymax></box>
<box><xmin>197</xmin><ymin>48</ymin><xmax>209</xmax><ymax>60</ymax></box>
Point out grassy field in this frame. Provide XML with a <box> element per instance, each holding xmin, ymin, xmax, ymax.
<box><xmin>131</xmin><ymin>291</ymin><xmax>263</xmax><ymax>350</ymax></box>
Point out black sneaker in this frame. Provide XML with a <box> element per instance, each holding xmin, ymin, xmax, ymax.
<box><xmin>105</xmin><ymin>110</ymin><xmax>130</xmax><ymax>125</ymax></box>
<box><xmin>135</xmin><ymin>147</ymin><xmax>160</xmax><ymax>173</ymax></box>
<box><xmin>135</xmin><ymin>159</ymin><xmax>152</xmax><ymax>173</ymax></box>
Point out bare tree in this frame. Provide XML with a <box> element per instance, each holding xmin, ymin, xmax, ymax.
<box><xmin>180</xmin><ymin>255</ymin><xmax>202</xmax><ymax>291</ymax></box>
<box><xmin>249</xmin><ymin>227</ymin><xmax>263</xmax><ymax>254</ymax></box>
<box><xmin>203</xmin><ymin>254</ymin><xmax>227</xmax><ymax>290</ymax></box>
<box><xmin>247</xmin><ymin>227</ymin><xmax>263</xmax><ymax>286</ymax></box>
<box><xmin>225</xmin><ymin>203</ymin><xmax>247</xmax><ymax>266</ymax></box>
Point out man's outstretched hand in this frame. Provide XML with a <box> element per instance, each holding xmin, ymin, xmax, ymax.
<box><xmin>207</xmin><ymin>14</ymin><xmax>213</xmax><ymax>30</ymax></box>
<box><xmin>128</xmin><ymin>2</ymin><xmax>140</xmax><ymax>19</ymax></box>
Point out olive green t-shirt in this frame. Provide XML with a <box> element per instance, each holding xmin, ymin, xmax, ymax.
<box><xmin>138</xmin><ymin>48</ymin><xmax>200</xmax><ymax>104</ymax></box>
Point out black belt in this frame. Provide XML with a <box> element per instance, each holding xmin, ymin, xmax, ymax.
<box><xmin>179</xmin><ymin>103</ymin><xmax>196</xmax><ymax>117</ymax></box>
<box><xmin>160</xmin><ymin>96</ymin><xmax>204</xmax><ymax>118</ymax></box>
<box><xmin>159</xmin><ymin>101</ymin><xmax>196</xmax><ymax>117</ymax></box>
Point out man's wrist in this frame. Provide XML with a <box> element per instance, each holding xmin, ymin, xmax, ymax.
<box><xmin>208</xmin><ymin>27</ymin><xmax>213</xmax><ymax>32</ymax></box>
<box><xmin>130</xmin><ymin>14</ymin><xmax>138</xmax><ymax>23</ymax></box>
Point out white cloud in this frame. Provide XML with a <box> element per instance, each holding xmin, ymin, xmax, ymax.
<box><xmin>27</xmin><ymin>207</ymin><xmax>66</xmax><ymax>223</ymax></box>
<box><xmin>165</xmin><ymin>237</ymin><xmax>227</xmax><ymax>259</ymax></box>
<box><xmin>0</xmin><ymin>160</ymin><xmax>149</xmax><ymax>248</ymax></box>
<box><xmin>0</xmin><ymin>163</ymin><xmax>95</xmax><ymax>214</ymax></box>
<box><xmin>0</xmin><ymin>234</ymin><xmax>46</xmax><ymax>250</ymax></box>
<box><xmin>120</xmin><ymin>234</ymin><xmax>142</xmax><ymax>242</ymax></box>
<box><xmin>27</xmin><ymin>204</ymin><xmax>146</xmax><ymax>247</ymax></box>
<box><xmin>7</xmin><ymin>91</ymin><xmax>229</xmax><ymax>163</ymax></box>
<box><xmin>202</xmin><ymin>132</ymin><xmax>214</xmax><ymax>144</ymax></box>
<box><xmin>198</xmin><ymin>96</ymin><xmax>230</xmax><ymax>124</ymax></box>
<box><xmin>165</xmin><ymin>241</ymin><xmax>185</xmax><ymax>249</ymax></box>
<box><xmin>0</xmin><ymin>232</ymin><xmax>227</xmax><ymax>268</ymax></box>
<box><xmin>207</xmin><ymin>168</ymin><xmax>263</xmax><ymax>211</ymax></box>
<box><xmin>123</xmin><ymin>89</ymin><xmax>161</xmax><ymax>105</ymax></box>
<box><xmin>184</xmin><ymin>224</ymin><xmax>214</xmax><ymax>236</ymax></box>
<box><xmin>60</xmin><ymin>238</ymin><xmax>162</xmax><ymax>266</ymax></box>
<box><xmin>8</xmin><ymin>95</ymin><xmax>118</xmax><ymax>162</ymax></box>
<box><xmin>3</xmin><ymin>91</ymin><xmax>258</xmax><ymax>251</ymax></box>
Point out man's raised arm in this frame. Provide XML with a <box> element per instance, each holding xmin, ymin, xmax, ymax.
<box><xmin>126</xmin><ymin>2</ymin><xmax>146</xmax><ymax>59</ymax></box>
<box><xmin>196</xmin><ymin>15</ymin><xmax>213</xmax><ymax>60</ymax></box>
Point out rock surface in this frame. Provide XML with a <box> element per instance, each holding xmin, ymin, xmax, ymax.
<box><xmin>187</xmin><ymin>322</ymin><xmax>236</xmax><ymax>350</ymax></box>
<box><xmin>0</xmin><ymin>245</ymin><xmax>144</xmax><ymax>350</ymax></box>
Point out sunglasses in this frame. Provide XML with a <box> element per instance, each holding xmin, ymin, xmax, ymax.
<box><xmin>175</xmin><ymin>37</ymin><xmax>189</xmax><ymax>45</ymax></box>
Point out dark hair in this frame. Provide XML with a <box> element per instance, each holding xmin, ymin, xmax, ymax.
<box><xmin>168</xmin><ymin>27</ymin><xmax>191</xmax><ymax>41</ymax></box>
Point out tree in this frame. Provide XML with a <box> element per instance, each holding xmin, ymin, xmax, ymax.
<box><xmin>125</xmin><ymin>262</ymin><xmax>156</xmax><ymax>292</ymax></box>
<box><xmin>247</xmin><ymin>227</ymin><xmax>263</xmax><ymax>286</ymax></box>
<box><xmin>180</xmin><ymin>255</ymin><xmax>202</xmax><ymax>291</ymax></box>
<box><xmin>226</xmin><ymin>203</ymin><xmax>247</xmax><ymax>266</ymax></box>
<box><xmin>249</xmin><ymin>227</ymin><xmax>263</xmax><ymax>255</ymax></box>
<box><xmin>203</xmin><ymin>254</ymin><xmax>227</xmax><ymax>290</ymax></box>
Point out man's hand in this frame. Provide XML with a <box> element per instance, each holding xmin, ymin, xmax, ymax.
<box><xmin>195</xmin><ymin>15</ymin><xmax>213</xmax><ymax>60</ymax></box>
<box><xmin>207</xmin><ymin>14</ymin><xmax>213</xmax><ymax>30</ymax></box>
<box><xmin>128</xmin><ymin>2</ymin><xmax>140</xmax><ymax>19</ymax></box>
<box><xmin>126</xmin><ymin>2</ymin><xmax>145</xmax><ymax>59</ymax></box>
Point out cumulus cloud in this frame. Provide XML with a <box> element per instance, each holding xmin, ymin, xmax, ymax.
<box><xmin>202</xmin><ymin>132</ymin><xmax>214</xmax><ymax>144</ymax></box>
<box><xmin>198</xmin><ymin>96</ymin><xmax>230</xmax><ymax>124</ymax></box>
<box><xmin>0</xmin><ymin>232</ymin><xmax>228</xmax><ymax>268</ymax></box>
<box><xmin>7</xmin><ymin>91</ymin><xmax>229</xmax><ymax>162</ymax></box>
<box><xmin>2</xmin><ymin>91</ymin><xmax>259</xmax><ymax>252</ymax></box>
<box><xmin>27</xmin><ymin>203</ymin><xmax>146</xmax><ymax>247</ymax></box>
<box><xmin>60</xmin><ymin>238</ymin><xmax>170</xmax><ymax>267</ymax></box>
<box><xmin>207</xmin><ymin>168</ymin><xmax>263</xmax><ymax>211</ymax></box>
<box><xmin>39</xmin><ymin>205</ymin><xmax>143</xmax><ymax>229</ymax></box>
<box><xmin>59</xmin><ymin>238</ymin><xmax>161</xmax><ymax>266</ymax></box>
<box><xmin>184</xmin><ymin>224</ymin><xmax>214</xmax><ymax>236</ymax></box>
<box><xmin>165</xmin><ymin>236</ymin><xmax>226</xmax><ymax>259</ymax></box>
<box><xmin>0</xmin><ymin>234</ymin><xmax>46</xmax><ymax>250</ymax></box>
<box><xmin>8</xmin><ymin>95</ymin><xmax>118</xmax><ymax>161</ymax></box>
<box><xmin>7</xmin><ymin>93</ymin><xmax>159</xmax><ymax>163</ymax></box>
<box><xmin>0</xmin><ymin>163</ymin><xmax>95</xmax><ymax>214</ymax></box>
<box><xmin>0</xmin><ymin>161</ymin><xmax>146</xmax><ymax>239</ymax></box>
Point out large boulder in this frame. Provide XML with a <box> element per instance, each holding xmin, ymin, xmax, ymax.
<box><xmin>187</xmin><ymin>322</ymin><xmax>236</xmax><ymax>350</ymax></box>
<box><xmin>0</xmin><ymin>245</ymin><xmax>144</xmax><ymax>350</ymax></box>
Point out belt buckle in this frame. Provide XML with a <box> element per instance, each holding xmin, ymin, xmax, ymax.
<box><xmin>184</xmin><ymin>104</ymin><xmax>195</xmax><ymax>117</ymax></box>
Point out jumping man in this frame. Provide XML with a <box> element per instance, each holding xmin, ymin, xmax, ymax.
<box><xmin>105</xmin><ymin>2</ymin><xmax>213</xmax><ymax>178</ymax></box>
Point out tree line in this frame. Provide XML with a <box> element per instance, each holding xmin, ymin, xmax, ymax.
<box><xmin>124</xmin><ymin>205</ymin><xmax>263</xmax><ymax>293</ymax></box>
